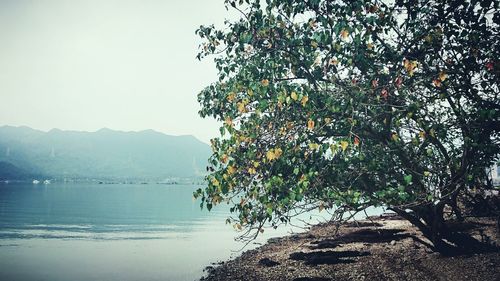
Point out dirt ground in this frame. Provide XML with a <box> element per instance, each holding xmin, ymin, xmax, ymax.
<box><xmin>200</xmin><ymin>215</ymin><xmax>500</xmax><ymax>281</ymax></box>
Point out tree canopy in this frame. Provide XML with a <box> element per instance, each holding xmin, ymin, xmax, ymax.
<box><xmin>195</xmin><ymin>0</ymin><xmax>499</xmax><ymax>251</ymax></box>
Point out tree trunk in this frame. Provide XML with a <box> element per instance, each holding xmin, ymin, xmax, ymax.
<box><xmin>418</xmin><ymin>204</ymin><xmax>455</xmax><ymax>252</ymax></box>
<box><xmin>449</xmin><ymin>192</ymin><xmax>464</xmax><ymax>221</ymax></box>
<box><xmin>390</xmin><ymin>205</ymin><xmax>489</xmax><ymax>254</ymax></box>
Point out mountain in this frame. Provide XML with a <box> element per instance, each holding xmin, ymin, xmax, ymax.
<box><xmin>0</xmin><ymin>126</ymin><xmax>211</xmax><ymax>180</ymax></box>
<box><xmin>0</xmin><ymin>161</ymin><xmax>41</xmax><ymax>180</ymax></box>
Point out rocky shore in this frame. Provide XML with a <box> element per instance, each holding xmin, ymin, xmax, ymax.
<box><xmin>201</xmin><ymin>215</ymin><xmax>499</xmax><ymax>281</ymax></box>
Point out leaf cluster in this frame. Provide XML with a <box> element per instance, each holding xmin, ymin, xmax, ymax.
<box><xmin>195</xmin><ymin>0</ymin><xmax>500</xmax><ymax>237</ymax></box>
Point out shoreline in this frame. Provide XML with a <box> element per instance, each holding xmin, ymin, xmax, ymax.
<box><xmin>200</xmin><ymin>215</ymin><xmax>499</xmax><ymax>281</ymax></box>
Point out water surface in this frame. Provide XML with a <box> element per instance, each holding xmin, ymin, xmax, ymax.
<box><xmin>0</xmin><ymin>183</ymin><xmax>319</xmax><ymax>281</ymax></box>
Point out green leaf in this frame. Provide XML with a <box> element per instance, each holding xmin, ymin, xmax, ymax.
<box><xmin>266</xmin><ymin>206</ymin><xmax>273</xmax><ymax>216</ymax></box>
<box><xmin>404</xmin><ymin>175</ymin><xmax>413</xmax><ymax>185</ymax></box>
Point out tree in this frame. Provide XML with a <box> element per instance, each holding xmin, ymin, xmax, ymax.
<box><xmin>195</xmin><ymin>0</ymin><xmax>500</xmax><ymax>252</ymax></box>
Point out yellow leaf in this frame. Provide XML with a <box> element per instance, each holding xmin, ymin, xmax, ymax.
<box><xmin>221</xmin><ymin>154</ymin><xmax>229</xmax><ymax>163</ymax></box>
<box><xmin>439</xmin><ymin>71</ymin><xmax>448</xmax><ymax>81</ymax></box>
<box><xmin>279</xmin><ymin>126</ymin><xmax>287</xmax><ymax>135</ymax></box>
<box><xmin>309</xmin><ymin>20</ymin><xmax>317</xmax><ymax>29</ymax></box>
<box><xmin>330</xmin><ymin>144</ymin><xmax>338</xmax><ymax>154</ymax></box>
<box><xmin>423</xmin><ymin>171</ymin><xmax>430</xmax><ymax>177</ymax></box>
<box><xmin>227</xmin><ymin>92</ymin><xmax>236</xmax><ymax>102</ymax></box>
<box><xmin>307</xmin><ymin>119</ymin><xmax>315</xmax><ymax>130</ymax></box>
<box><xmin>225</xmin><ymin>117</ymin><xmax>233</xmax><ymax>127</ymax></box>
<box><xmin>247</xmin><ymin>89</ymin><xmax>254</xmax><ymax>96</ymax></box>
<box><xmin>265</xmin><ymin>148</ymin><xmax>282</xmax><ymax>161</ymax></box>
<box><xmin>340</xmin><ymin>140</ymin><xmax>349</xmax><ymax>151</ymax></box>
<box><xmin>277</xmin><ymin>101</ymin><xmax>283</xmax><ymax>109</ymax></box>
<box><xmin>237</xmin><ymin>102</ymin><xmax>246</xmax><ymax>113</ymax></box>
<box><xmin>391</xmin><ymin>132</ymin><xmax>399</xmax><ymax>142</ymax></box>
<box><xmin>248</xmin><ymin>167</ymin><xmax>256</xmax><ymax>174</ymax></box>
<box><xmin>419</xmin><ymin>131</ymin><xmax>426</xmax><ymax>139</ymax></box>
<box><xmin>308</xmin><ymin>143</ymin><xmax>319</xmax><ymax>150</ymax></box>
<box><xmin>366</xmin><ymin>42</ymin><xmax>374</xmax><ymax>50</ymax></box>
<box><xmin>261</xmin><ymin>79</ymin><xmax>269</xmax><ymax>87</ymax></box>
<box><xmin>429</xmin><ymin>128</ymin><xmax>436</xmax><ymax>138</ymax></box>
<box><xmin>404</xmin><ymin>59</ymin><xmax>418</xmax><ymax>76</ymax></box>
<box><xmin>253</xmin><ymin>161</ymin><xmax>260</xmax><ymax>168</ymax></box>
<box><xmin>211</xmin><ymin>178</ymin><xmax>220</xmax><ymax>187</ymax></box>
<box><xmin>403</xmin><ymin>59</ymin><xmax>410</xmax><ymax>70</ymax></box>
<box><xmin>301</xmin><ymin>95</ymin><xmax>309</xmax><ymax>106</ymax></box>
<box><xmin>227</xmin><ymin>165</ymin><xmax>236</xmax><ymax>175</ymax></box>
<box><xmin>291</xmin><ymin>91</ymin><xmax>298</xmax><ymax>101</ymax></box>
<box><xmin>266</xmin><ymin>150</ymin><xmax>276</xmax><ymax>161</ymax></box>
<box><xmin>274</xmin><ymin>148</ymin><xmax>283</xmax><ymax>158</ymax></box>
<box><xmin>311</xmin><ymin>41</ymin><xmax>318</xmax><ymax>49</ymax></box>
<box><xmin>340</xmin><ymin>29</ymin><xmax>349</xmax><ymax>40</ymax></box>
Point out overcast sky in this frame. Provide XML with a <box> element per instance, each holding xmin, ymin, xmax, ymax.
<box><xmin>0</xmin><ymin>0</ymin><xmax>235</xmax><ymax>143</ymax></box>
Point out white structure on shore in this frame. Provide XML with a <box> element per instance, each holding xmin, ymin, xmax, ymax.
<box><xmin>488</xmin><ymin>163</ymin><xmax>499</xmax><ymax>186</ymax></box>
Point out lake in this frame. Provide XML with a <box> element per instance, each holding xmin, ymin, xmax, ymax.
<box><xmin>0</xmin><ymin>183</ymin><xmax>329</xmax><ymax>281</ymax></box>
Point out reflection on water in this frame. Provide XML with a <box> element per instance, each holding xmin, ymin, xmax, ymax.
<box><xmin>0</xmin><ymin>183</ymin><xmax>226</xmax><ymax>241</ymax></box>
<box><xmin>0</xmin><ymin>183</ymin><xmax>325</xmax><ymax>281</ymax></box>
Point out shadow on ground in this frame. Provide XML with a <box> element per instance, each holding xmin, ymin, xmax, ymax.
<box><xmin>290</xmin><ymin>228</ymin><xmax>412</xmax><ymax>266</ymax></box>
<box><xmin>310</xmin><ymin>229</ymin><xmax>411</xmax><ymax>249</ymax></box>
<box><xmin>292</xmin><ymin>277</ymin><xmax>331</xmax><ymax>281</ymax></box>
<box><xmin>290</xmin><ymin>250</ymin><xmax>370</xmax><ymax>265</ymax></box>
<box><xmin>343</xmin><ymin>221</ymin><xmax>384</xmax><ymax>228</ymax></box>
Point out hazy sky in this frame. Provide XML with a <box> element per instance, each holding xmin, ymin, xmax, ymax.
<box><xmin>0</xmin><ymin>0</ymin><xmax>236</xmax><ymax>143</ymax></box>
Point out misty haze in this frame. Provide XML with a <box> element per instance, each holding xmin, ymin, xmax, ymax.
<box><xmin>1</xmin><ymin>1</ymin><xmax>499</xmax><ymax>281</ymax></box>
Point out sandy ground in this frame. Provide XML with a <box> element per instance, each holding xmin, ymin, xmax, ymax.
<box><xmin>200</xmin><ymin>215</ymin><xmax>500</xmax><ymax>281</ymax></box>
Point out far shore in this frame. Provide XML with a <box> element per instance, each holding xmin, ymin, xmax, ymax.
<box><xmin>200</xmin><ymin>215</ymin><xmax>499</xmax><ymax>281</ymax></box>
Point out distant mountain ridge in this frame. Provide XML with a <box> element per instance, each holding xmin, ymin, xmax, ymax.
<box><xmin>0</xmin><ymin>126</ymin><xmax>211</xmax><ymax>180</ymax></box>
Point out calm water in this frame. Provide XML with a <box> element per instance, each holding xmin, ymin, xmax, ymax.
<box><xmin>0</xmin><ymin>183</ymin><xmax>322</xmax><ymax>281</ymax></box>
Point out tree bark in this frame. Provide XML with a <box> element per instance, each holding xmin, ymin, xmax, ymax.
<box><xmin>391</xmin><ymin>204</ymin><xmax>494</xmax><ymax>254</ymax></box>
<box><xmin>391</xmin><ymin>205</ymin><xmax>458</xmax><ymax>253</ymax></box>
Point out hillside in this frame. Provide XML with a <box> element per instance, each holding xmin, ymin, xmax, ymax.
<box><xmin>0</xmin><ymin>126</ymin><xmax>211</xmax><ymax>180</ymax></box>
<box><xmin>0</xmin><ymin>161</ymin><xmax>41</xmax><ymax>180</ymax></box>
